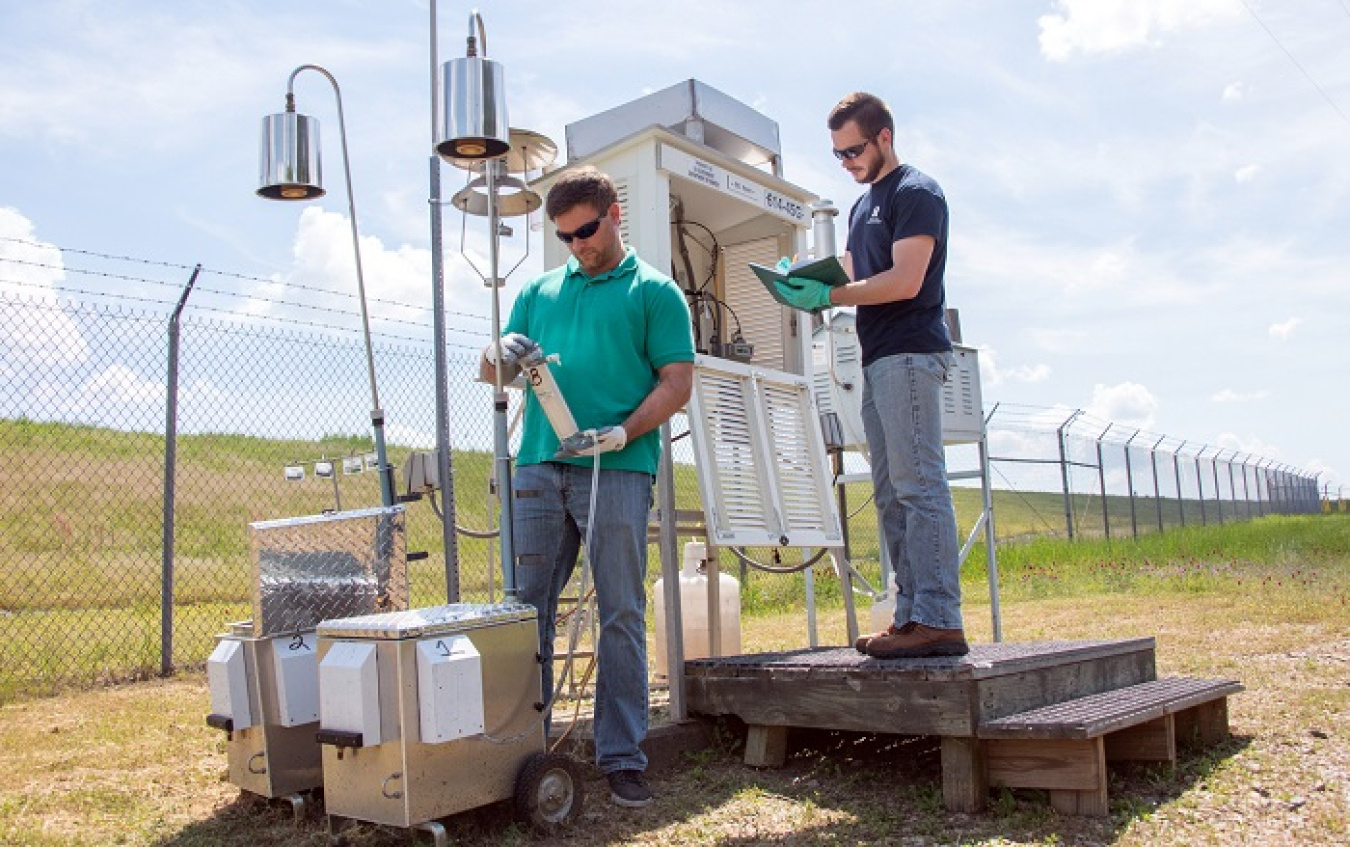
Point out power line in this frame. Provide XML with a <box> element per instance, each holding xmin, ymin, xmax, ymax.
<box><xmin>1237</xmin><ymin>0</ymin><xmax>1350</xmax><ymax>128</ymax></box>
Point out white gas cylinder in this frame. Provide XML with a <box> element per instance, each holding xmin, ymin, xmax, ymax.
<box><xmin>653</xmin><ymin>541</ymin><xmax>741</xmax><ymax>678</ymax></box>
<box><xmin>869</xmin><ymin>579</ymin><xmax>899</xmax><ymax>634</ymax></box>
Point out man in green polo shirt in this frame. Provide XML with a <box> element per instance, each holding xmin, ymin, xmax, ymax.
<box><xmin>479</xmin><ymin>165</ymin><xmax>694</xmax><ymax>808</ymax></box>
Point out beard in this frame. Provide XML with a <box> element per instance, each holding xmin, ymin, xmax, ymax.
<box><xmin>858</xmin><ymin>156</ymin><xmax>886</xmax><ymax>184</ymax></box>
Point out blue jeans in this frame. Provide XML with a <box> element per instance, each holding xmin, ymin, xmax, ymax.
<box><xmin>512</xmin><ymin>462</ymin><xmax>652</xmax><ymax>774</ymax></box>
<box><xmin>861</xmin><ymin>352</ymin><xmax>964</xmax><ymax>631</ymax></box>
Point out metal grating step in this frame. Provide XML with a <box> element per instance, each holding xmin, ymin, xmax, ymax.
<box><xmin>978</xmin><ymin>676</ymin><xmax>1244</xmax><ymax>740</ymax></box>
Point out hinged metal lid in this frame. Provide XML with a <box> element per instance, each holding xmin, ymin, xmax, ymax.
<box><xmin>316</xmin><ymin>603</ymin><xmax>536</xmax><ymax>640</ymax></box>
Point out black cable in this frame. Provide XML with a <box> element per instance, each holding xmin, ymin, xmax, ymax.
<box><xmin>727</xmin><ymin>545</ymin><xmax>830</xmax><ymax>574</ymax></box>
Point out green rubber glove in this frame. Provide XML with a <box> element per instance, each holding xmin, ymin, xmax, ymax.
<box><xmin>774</xmin><ymin>276</ymin><xmax>834</xmax><ymax>312</ymax></box>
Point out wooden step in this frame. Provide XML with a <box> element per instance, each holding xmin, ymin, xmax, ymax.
<box><xmin>976</xmin><ymin>676</ymin><xmax>1243</xmax><ymax>816</ymax></box>
<box><xmin>978</xmin><ymin>676</ymin><xmax>1243</xmax><ymax>740</ymax></box>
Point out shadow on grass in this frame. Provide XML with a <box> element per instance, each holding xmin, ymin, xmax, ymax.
<box><xmin>149</xmin><ymin>726</ymin><xmax>1253</xmax><ymax>846</ymax></box>
<box><xmin>657</xmin><ymin>721</ymin><xmax>1256</xmax><ymax>847</ymax></box>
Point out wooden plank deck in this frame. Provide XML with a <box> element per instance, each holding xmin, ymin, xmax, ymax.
<box><xmin>685</xmin><ymin>639</ymin><xmax>1158</xmax><ymax>738</ymax></box>
<box><xmin>683</xmin><ymin>638</ymin><xmax>1242</xmax><ymax>814</ymax></box>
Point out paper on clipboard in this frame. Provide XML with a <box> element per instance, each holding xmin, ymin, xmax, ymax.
<box><xmin>748</xmin><ymin>255</ymin><xmax>850</xmax><ymax>308</ymax></box>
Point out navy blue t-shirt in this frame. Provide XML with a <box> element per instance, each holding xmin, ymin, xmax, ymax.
<box><xmin>846</xmin><ymin>164</ymin><xmax>951</xmax><ymax>365</ymax></box>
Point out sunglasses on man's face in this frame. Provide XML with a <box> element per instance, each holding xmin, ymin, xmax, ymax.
<box><xmin>832</xmin><ymin>138</ymin><xmax>874</xmax><ymax>161</ymax></box>
<box><xmin>555</xmin><ymin>214</ymin><xmax>606</xmax><ymax>244</ymax></box>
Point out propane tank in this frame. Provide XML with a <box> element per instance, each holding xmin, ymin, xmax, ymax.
<box><xmin>869</xmin><ymin>578</ymin><xmax>899</xmax><ymax>634</ymax></box>
<box><xmin>653</xmin><ymin>542</ymin><xmax>741</xmax><ymax>679</ymax></box>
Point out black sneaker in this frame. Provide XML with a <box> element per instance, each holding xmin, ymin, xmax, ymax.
<box><xmin>606</xmin><ymin>769</ymin><xmax>652</xmax><ymax>808</ymax></box>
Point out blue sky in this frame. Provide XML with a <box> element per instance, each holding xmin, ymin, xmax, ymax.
<box><xmin>1</xmin><ymin>0</ymin><xmax>1347</xmax><ymax>491</ymax></box>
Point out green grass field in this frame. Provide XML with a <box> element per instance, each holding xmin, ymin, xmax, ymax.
<box><xmin>0</xmin><ymin>417</ymin><xmax>1319</xmax><ymax>700</ymax></box>
<box><xmin>0</xmin><ymin>513</ymin><xmax>1346</xmax><ymax>845</ymax></box>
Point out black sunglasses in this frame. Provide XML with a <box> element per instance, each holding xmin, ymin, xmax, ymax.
<box><xmin>832</xmin><ymin>137</ymin><xmax>874</xmax><ymax>161</ymax></box>
<box><xmin>555</xmin><ymin>214</ymin><xmax>606</xmax><ymax>244</ymax></box>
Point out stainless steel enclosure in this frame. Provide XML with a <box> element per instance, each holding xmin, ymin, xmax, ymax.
<box><xmin>206</xmin><ymin>506</ymin><xmax>409</xmax><ymax>801</ymax></box>
<box><xmin>209</xmin><ymin>623</ymin><xmax>324</xmax><ymax>799</ymax></box>
<box><xmin>315</xmin><ymin>604</ymin><xmax>545</xmax><ymax>829</ymax></box>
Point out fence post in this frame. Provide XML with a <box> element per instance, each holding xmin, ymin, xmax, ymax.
<box><xmin>1212</xmin><ymin>450</ymin><xmax>1225</xmax><ymax>524</ymax></box>
<box><xmin>1096</xmin><ymin>422</ymin><xmax>1112</xmax><ymax>539</ymax></box>
<box><xmin>1195</xmin><ymin>446</ymin><xmax>1209</xmax><ymax>526</ymax></box>
<box><xmin>1239</xmin><ymin>454</ymin><xmax>1253</xmax><ymax>519</ymax></box>
<box><xmin>161</xmin><ymin>264</ymin><xmax>201</xmax><ymax>677</ymax></box>
<box><xmin>1124</xmin><ymin>428</ymin><xmax>1141</xmax><ymax>539</ymax></box>
<box><xmin>1058</xmin><ymin>410</ymin><xmax>1082</xmax><ymax>540</ymax></box>
<box><xmin>1151</xmin><ymin>435</ymin><xmax>1166</xmax><ymax>532</ymax></box>
<box><xmin>1173</xmin><ymin>440</ymin><xmax>1187</xmax><ymax>527</ymax></box>
<box><xmin>1226</xmin><ymin>455</ymin><xmax>1239</xmax><ymax>520</ymax></box>
<box><xmin>1255</xmin><ymin>459</ymin><xmax>1269</xmax><ymax>516</ymax></box>
<box><xmin>1269</xmin><ymin>461</ymin><xmax>1280</xmax><ymax>514</ymax></box>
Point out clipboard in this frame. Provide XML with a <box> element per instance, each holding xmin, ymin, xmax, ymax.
<box><xmin>749</xmin><ymin>255</ymin><xmax>850</xmax><ymax>308</ymax></box>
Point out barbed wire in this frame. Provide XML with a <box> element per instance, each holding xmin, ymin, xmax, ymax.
<box><xmin>0</xmin><ymin>235</ymin><xmax>492</xmax><ymax>326</ymax></box>
<box><xmin>0</xmin><ymin>281</ymin><xmax>484</xmax><ymax>350</ymax></box>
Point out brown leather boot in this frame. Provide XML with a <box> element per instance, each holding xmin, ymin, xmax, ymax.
<box><xmin>864</xmin><ymin>621</ymin><xmax>969</xmax><ymax>659</ymax></box>
<box><xmin>854</xmin><ymin>625</ymin><xmax>900</xmax><ymax>653</ymax></box>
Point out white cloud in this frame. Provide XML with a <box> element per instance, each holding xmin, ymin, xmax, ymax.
<box><xmin>1038</xmin><ymin>0</ymin><xmax>1242</xmax><ymax>61</ymax></box>
<box><xmin>1027</xmin><ymin>328</ymin><xmax>1087</xmax><ymax>353</ymax></box>
<box><xmin>1234</xmin><ymin>164</ymin><xmax>1260</xmax><ymax>183</ymax></box>
<box><xmin>0</xmin><ymin>207</ymin><xmax>90</xmax><ymax>367</ymax></box>
<box><xmin>1210</xmin><ymin>388</ymin><xmax>1269</xmax><ymax>403</ymax></box>
<box><xmin>286</xmin><ymin>206</ymin><xmax>436</xmax><ymax>329</ymax></box>
<box><xmin>384</xmin><ymin>420</ymin><xmax>436</xmax><ymax>450</ymax></box>
<box><xmin>75</xmin><ymin>364</ymin><xmax>165</xmax><ymax>408</ymax></box>
<box><xmin>977</xmin><ymin>346</ymin><xmax>1051</xmax><ymax>388</ymax></box>
<box><xmin>1268</xmin><ymin>317</ymin><xmax>1301</xmax><ymax>341</ymax></box>
<box><xmin>1304</xmin><ymin>458</ymin><xmax>1338</xmax><ymax>490</ymax></box>
<box><xmin>1086</xmin><ymin>382</ymin><xmax>1158</xmax><ymax>430</ymax></box>
<box><xmin>1222</xmin><ymin>81</ymin><xmax>1247</xmax><ymax>101</ymax></box>
<box><xmin>1214</xmin><ymin>432</ymin><xmax>1281</xmax><ymax>461</ymax></box>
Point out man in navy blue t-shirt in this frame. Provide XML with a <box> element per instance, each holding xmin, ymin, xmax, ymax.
<box><xmin>774</xmin><ymin>91</ymin><xmax>967</xmax><ymax>658</ymax></box>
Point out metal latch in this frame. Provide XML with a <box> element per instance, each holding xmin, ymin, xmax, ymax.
<box><xmin>316</xmin><ymin>728</ymin><xmax>364</xmax><ymax>749</ymax></box>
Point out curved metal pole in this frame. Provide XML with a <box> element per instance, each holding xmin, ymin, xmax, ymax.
<box><xmin>431</xmin><ymin>3</ymin><xmax>516</xmax><ymax>599</ymax></box>
<box><xmin>287</xmin><ymin>64</ymin><xmax>395</xmax><ymax>508</ymax></box>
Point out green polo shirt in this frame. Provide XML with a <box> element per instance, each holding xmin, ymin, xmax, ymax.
<box><xmin>503</xmin><ymin>247</ymin><xmax>694</xmax><ymax>475</ymax></box>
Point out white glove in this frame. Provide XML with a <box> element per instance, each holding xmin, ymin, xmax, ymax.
<box><xmin>483</xmin><ymin>332</ymin><xmax>540</xmax><ymax>368</ymax></box>
<box><xmin>554</xmin><ymin>425</ymin><xmax>628</xmax><ymax>458</ymax></box>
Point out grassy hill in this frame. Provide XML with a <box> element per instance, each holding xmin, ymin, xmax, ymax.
<box><xmin>0</xmin><ymin>417</ymin><xmax>1286</xmax><ymax>698</ymax></box>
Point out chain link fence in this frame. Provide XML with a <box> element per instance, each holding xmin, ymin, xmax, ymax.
<box><xmin>979</xmin><ymin>404</ymin><xmax>1321</xmax><ymax>542</ymax></box>
<box><xmin>0</xmin><ymin>289</ymin><xmax>1323</xmax><ymax>698</ymax></box>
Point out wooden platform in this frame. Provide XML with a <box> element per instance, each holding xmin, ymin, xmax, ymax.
<box><xmin>684</xmin><ymin>639</ymin><xmax>1240</xmax><ymax>815</ymax></box>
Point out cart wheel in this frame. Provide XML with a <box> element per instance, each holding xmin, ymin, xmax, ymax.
<box><xmin>513</xmin><ymin>752</ymin><xmax>584</xmax><ymax>833</ymax></box>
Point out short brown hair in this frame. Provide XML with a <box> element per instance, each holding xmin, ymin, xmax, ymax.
<box><xmin>827</xmin><ymin>92</ymin><xmax>894</xmax><ymax>139</ymax></box>
<box><xmin>544</xmin><ymin>165</ymin><xmax>618</xmax><ymax>221</ymax></box>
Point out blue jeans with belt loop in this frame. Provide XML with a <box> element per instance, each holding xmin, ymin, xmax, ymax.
<box><xmin>861</xmin><ymin>351</ymin><xmax>964</xmax><ymax>631</ymax></box>
<box><xmin>511</xmin><ymin>461</ymin><xmax>653</xmax><ymax>774</ymax></box>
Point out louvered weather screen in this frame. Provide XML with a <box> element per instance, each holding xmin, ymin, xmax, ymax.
<box><xmin>686</xmin><ymin>355</ymin><xmax>843</xmax><ymax>549</ymax></box>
